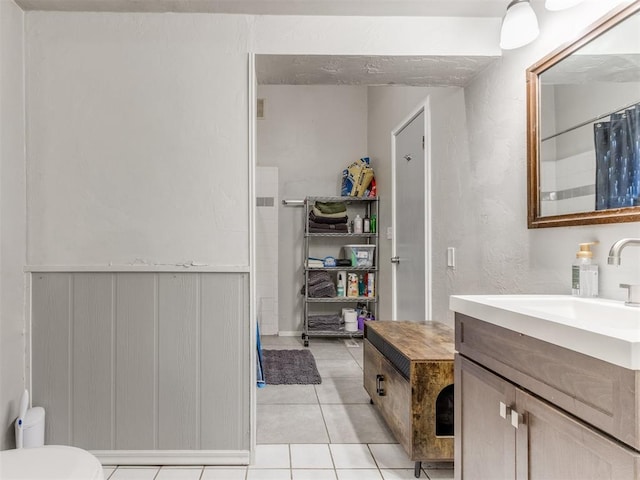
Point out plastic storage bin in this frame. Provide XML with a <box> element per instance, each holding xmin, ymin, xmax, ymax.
<box><xmin>343</xmin><ymin>245</ymin><xmax>376</xmax><ymax>267</ymax></box>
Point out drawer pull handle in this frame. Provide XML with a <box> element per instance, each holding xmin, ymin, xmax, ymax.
<box><xmin>511</xmin><ymin>409</ymin><xmax>524</xmax><ymax>429</ymax></box>
<box><xmin>499</xmin><ymin>401</ymin><xmax>511</xmax><ymax>419</ymax></box>
<box><xmin>376</xmin><ymin>374</ymin><xmax>386</xmax><ymax>396</ymax></box>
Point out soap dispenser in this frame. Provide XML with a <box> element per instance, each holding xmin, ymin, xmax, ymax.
<box><xmin>572</xmin><ymin>242</ymin><xmax>599</xmax><ymax>297</ymax></box>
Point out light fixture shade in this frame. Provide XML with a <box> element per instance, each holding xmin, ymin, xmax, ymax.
<box><xmin>545</xmin><ymin>0</ymin><xmax>585</xmax><ymax>11</ymax></box>
<box><xmin>500</xmin><ymin>0</ymin><xmax>540</xmax><ymax>50</ymax></box>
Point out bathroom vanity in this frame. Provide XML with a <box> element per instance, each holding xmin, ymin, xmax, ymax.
<box><xmin>451</xmin><ymin>295</ymin><xmax>640</xmax><ymax>480</ymax></box>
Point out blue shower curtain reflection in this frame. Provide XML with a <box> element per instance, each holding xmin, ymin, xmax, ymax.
<box><xmin>593</xmin><ymin>103</ymin><xmax>640</xmax><ymax>210</ymax></box>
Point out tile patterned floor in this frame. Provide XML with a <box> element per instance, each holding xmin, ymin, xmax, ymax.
<box><xmin>103</xmin><ymin>337</ymin><xmax>453</xmax><ymax>480</ymax></box>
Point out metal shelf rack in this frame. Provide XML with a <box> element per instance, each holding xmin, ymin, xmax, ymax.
<box><xmin>301</xmin><ymin>196</ymin><xmax>379</xmax><ymax>347</ymax></box>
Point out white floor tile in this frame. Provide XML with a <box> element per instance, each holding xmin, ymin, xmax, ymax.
<box><xmin>380</xmin><ymin>469</ymin><xmax>419</xmax><ymax>480</ymax></box>
<box><xmin>291</xmin><ymin>469</ymin><xmax>337</xmax><ymax>480</ymax></box>
<box><xmin>329</xmin><ymin>444</ymin><xmax>377</xmax><ymax>469</ymax></box>
<box><xmin>155</xmin><ymin>467</ymin><xmax>203</xmax><ymax>479</ymax></box>
<box><xmin>336</xmin><ymin>469</ymin><xmax>383</xmax><ymax>480</ymax></box>
<box><xmin>290</xmin><ymin>444</ymin><xmax>333</xmax><ymax>469</ymax></box>
<box><xmin>368</xmin><ymin>444</ymin><xmax>413</xmax><ymax>469</ymax></box>
<box><xmin>109</xmin><ymin>467</ymin><xmax>160</xmax><ymax>480</ymax></box>
<box><xmin>103</xmin><ymin>467</ymin><xmax>116</xmax><ymax>479</ymax></box>
<box><xmin>424</xmin><ymin>468</ymin><xmax>454</xmax><ymax>479</ymax></box>
<box><xmin>201</xmin><ymin>467</ymin><xmax>248</xmax><ymax>479</ymax></box>
<box><xmin>247</xmin><ymin>469</ymin><xmax>292</xmax><ymax>480</ymax></box>
<box><xmin>253</xmin><ymin>444</ymin><xmax>291</xmax><ymax>469</ymax></box>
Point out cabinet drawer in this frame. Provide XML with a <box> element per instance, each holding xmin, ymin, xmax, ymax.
<box><xmin>364</xmin><ymin>340</ymin><xmax>412</xmax><ymax>453</ymax></box>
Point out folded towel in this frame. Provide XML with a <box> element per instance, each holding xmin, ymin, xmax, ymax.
<box><xmin>312</xmin><ymin>206</ymin><xmax>348</xmax><ymax>219</ymax></box>
<box><xmin>307</xmin><ymin>270</ymin><xmax>332</xmax><ymax>286</ymax></box>
<box><xmin>308</xmin><ymin>314</ymin><xmax>342</xmax><ymax>331</ymax></box>
<box><xmin>309</xmin><ymin>221</ymin><xmax>349</xmax><ymax>232</ymax></box>
<box><xmin>310</xmin><ymin>210</ymin><xmax>348</xmax><ymax>225</ymax></box>
<box><xmin>308</xmin><ymin>281</ymin><xmax>336</xmax><ymax>298</ymax></box>
<box><xmin>315</xmin><ymin>201</ymin><xmax>347</xmax><ymax>215</ymax></box>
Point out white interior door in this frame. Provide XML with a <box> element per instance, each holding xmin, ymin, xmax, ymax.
<box><xmin>392</xmin><ymin>107</ymin><xmax>430</xmax><ymax>321</ymax></box>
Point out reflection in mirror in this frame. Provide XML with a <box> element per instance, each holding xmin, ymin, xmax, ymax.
<box><xmin>527</xmin><ymin>3</ymin><xmax>640</xmax><ymax>227</ymax></box>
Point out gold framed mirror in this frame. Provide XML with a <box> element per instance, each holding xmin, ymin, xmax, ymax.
<box><xmin>527</xmin><ymin>2</ymin><xmax>640</xmax><ymax>228</ymax></box>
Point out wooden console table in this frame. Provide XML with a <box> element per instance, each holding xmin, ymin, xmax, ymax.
<box><xmin>364</xmin><ymin>321</ymin><xmax>454</xmax><ymax>478</ymax></box>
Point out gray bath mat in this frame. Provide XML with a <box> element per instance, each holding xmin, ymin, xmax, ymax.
<box><xmin>262</xmin><ymin>349</ymin><xmax>322</xmax><ymax>385</ymax></box>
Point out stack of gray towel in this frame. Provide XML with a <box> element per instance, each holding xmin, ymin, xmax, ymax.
<box><xmin>308</xmin><ymin>314</ymin><xmax>342</xmax><ymax>331</ymax></box>
<box><xmin>306</xmin><ymin>270</ymin><xmax>336</xmax><ymax>298</ymax></box>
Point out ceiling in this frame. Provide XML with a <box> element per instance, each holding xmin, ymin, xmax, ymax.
<box><xmin>256</xmin><ymin>54</ymin><xmax>497</xmax><ymax>86</ymax></box>
<box><xmin>15</xmin><ymin>0</ymin><xmax>505</xmax><ymax>87</ymax></box>
<box><xmin>15</xmin><ymin>0</ymin><xmax>509</xmax><ymax>17</ymax></box>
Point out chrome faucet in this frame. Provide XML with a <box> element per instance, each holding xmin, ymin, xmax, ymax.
<box><xmin>608</xmin><ymin>238</ymin><xmax>640</xmax><ymax>307</ymax></box>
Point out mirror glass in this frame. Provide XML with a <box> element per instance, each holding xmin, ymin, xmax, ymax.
<box><xmin>527</xmin><ymin>4</ymin><xmax>640</xmax><ymax>227</ymax></box>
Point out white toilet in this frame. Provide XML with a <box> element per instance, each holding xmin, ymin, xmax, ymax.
<box><xmin>0</xmin><ymin>445</ymin><xmax>104</xmax><ymax>479</ymax></box>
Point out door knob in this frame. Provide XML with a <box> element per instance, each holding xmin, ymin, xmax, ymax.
<box><xmin>391</xmin><ymin>256</ymin><xmax>400</xmax><ymax>264</ymax></box>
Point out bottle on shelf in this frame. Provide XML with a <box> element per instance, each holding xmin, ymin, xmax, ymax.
<box><xmin>370</xmin><ymin>214</ymin><xmax>376</xmax><ymax>234</ymax></box>
<box><xmin>354</xmin><ymin>215</ymin><xmax>363</xmax><ymax>233</ymax></box>
<box><xmin>363</xmin><ymin>214</ymin><xmax>370</xmax><ymax>233</ymax></box>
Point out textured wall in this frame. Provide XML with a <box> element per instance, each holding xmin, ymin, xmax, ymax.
<box><xmin>432</xmin><ymin>0</ymin><xmax>640</xmax><ymax>326</ymax></box>
<box><xmin>25</xmin><ymin>12</ymin><xmax>251</xmax><ymax>267</ymax></box>
<box><xmin>367</xmin><ymin>85</ymin><xmax>461</xmax><ymax>321</ymax></box>
<box><xmin>0</xmin><ymin>0</ymin><xmax>26</xmax><ymax>450</ymax></box>
<box><xmin>257</xmin><ymin>85</ymin><xmax>368</xmax><ymax>333</ymax></box>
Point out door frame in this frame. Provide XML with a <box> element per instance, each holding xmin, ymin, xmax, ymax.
<box><xmin>391</xmin><ymin>99</ymin><xmax>432</xmax><ymax>321</ymax></box>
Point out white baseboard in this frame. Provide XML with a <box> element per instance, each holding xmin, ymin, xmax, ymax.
<box><xmin>277</xmin><ymin>331</ymin><xmax>302</xmax><ymax>337</ymax></box>
<box><xmin>93</xmin><ymin>449</ymin><xmax>250</xmax><ymax>466</ymax></box>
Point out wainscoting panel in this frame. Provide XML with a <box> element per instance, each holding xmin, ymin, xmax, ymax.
<box><xmin>115</xmin><ymin>273</ymin><xmax>157</xmax><ymax>449</ymax></box>
<box><xmin>72</xmin><ymin>274</ymin><xmax>114</xmax><ymax>449</ymax></box>
<box><xmin>158</xmin><ymin>273</ymin><xmax>199</xmax><ymax>450</ymax></box>
<box><xmin>200</xmin><ymin>273</ymin><xmax>249</xmax><ymax>449</ymax></box>
<box><xmin>31</xmin><ymin>272</ymin><xmax>249</xmax><ymax>454</ymax></box>
<box><xmin>31</xmin><ymin>273</ymin><xmax>72</xmax><ymax>445</ymax></box>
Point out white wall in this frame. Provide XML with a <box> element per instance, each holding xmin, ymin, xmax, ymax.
<box><xmin>0</xmin><ymin>0</ymin><xmax>26</xmax><ymax>449</ymax></box>
<box><xmin>430</xmin><ymin>0</ymin><xmax>640</xmax><ymax>326</ymax></box>
<box><xmin>257</xmin><ymin>85</ymin><xmax>368</xmax><ymax>333</ymax></box>
<box><xmin>256</xmin><ymin>166</ymin><xmax>279</xmax><ymax>335</ymax></box>
<box><xmin>367</xmin><ymin>85</ymin><xmax>462</xmax><ymax>321</ymax></box>
<box><xmin>25</xmin><ymin>12</ymin><xmax>251</xmax><ymax>267</ymax></box>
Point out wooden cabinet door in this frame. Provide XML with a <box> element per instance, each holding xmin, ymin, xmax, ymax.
<box><xmin>455</xmin><ymin>355</ymin><xmax>516</xmax><ymax>480</ymax></box>
<box><xmin>364</xmin><ymin>340</ymin><xmax>412</xmax><ymax>454</ymax></box>
<box><xmin>516</xmin><ymin>389</ymin><xmax>640</xmax><ymax>480</ymax></box>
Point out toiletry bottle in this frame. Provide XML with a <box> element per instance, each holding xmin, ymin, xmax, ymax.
<box><xmin>354</xmin><ymin>215</ymin><xmax>363</xmax><ymax>233</ymax></box>
<box><xmin>370</xmin><ymin>214</ymin><xmax>376</xmax><ymax>234</ymax></box>
<box><xmin>363</xmin><ymin>214</ymin><xmax>370</xmax><ymax>233</ymax></box>
<box><xmin>358</xmin><ymin>274</ymin><xmax>365</xmax><ymax>296</ymax></box>
<box><xmin>572</xmin><ymin>242</ymin><xmax>599</xmax><ymax>297</ymax></box>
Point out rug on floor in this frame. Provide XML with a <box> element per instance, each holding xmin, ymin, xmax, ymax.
<box><xmin>262</xmin><ymin>349</ymin><xmax>322</xmax><ymax>385</ymax></box>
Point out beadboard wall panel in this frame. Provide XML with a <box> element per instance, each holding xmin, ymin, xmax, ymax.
<box><xmin>115</xmin><ymin>273</ymin><xmax>157</xmax><ymax>449</ymax></box>
<box><xmin>72</xmin><ymin>274</ymin><xmax>114</xmax><ymax>449</ymax></box>
<box><xmin>31</xmin><ymin>272</ymin><xmax>249</xmax><ymax>453</ymax></box>
<box><xmin>200</xmin><ymin>274</ymin><xmax>249</xmax><ymax>449</ymax></box>
<box><xmin>31</xmin><ymin>273</ymin><xmax>72</xmax><ymax>444</ymax></box>
<box><xmin>158</xmin><ymin>274</ymin><xmax>199</xmax><ymax>450</ymax></box>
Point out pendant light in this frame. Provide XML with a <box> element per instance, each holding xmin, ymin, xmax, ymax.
<box><xmin>500</xmin><ymin>0</ymin><xmax>540</xmax><ymax>50</ymax></box>
<box><xmin>545</xmin><ymin>0</ymin><xmax>585</xmax><ymax>11</ymax></box>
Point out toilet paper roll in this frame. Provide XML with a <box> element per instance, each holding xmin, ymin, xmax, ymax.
<box><xmin>344</xmin><ymin>309</ymin><xmax>357</xmax><ymax>332</ymax></box>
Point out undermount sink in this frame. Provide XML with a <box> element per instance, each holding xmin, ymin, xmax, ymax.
<box><xmin>449</xmin><ymin>295</ymin><xmax>640</xmax><ymax>370</ymax></box>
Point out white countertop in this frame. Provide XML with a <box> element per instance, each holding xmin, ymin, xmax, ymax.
<box><xmin>450</xmin><ymin>294</ymin><xmax>640</xmax><ymax>370</ymax></box>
